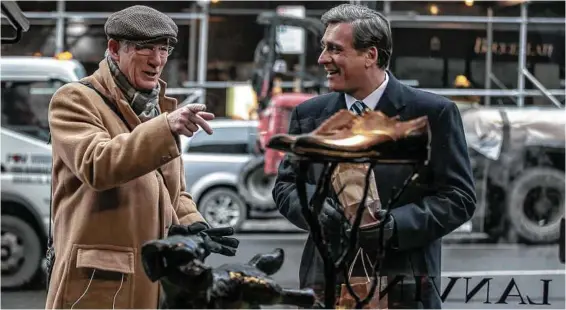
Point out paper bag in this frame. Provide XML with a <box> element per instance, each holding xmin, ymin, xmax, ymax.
<box><xmin>331</xmin><ymin>163</ymin><xmax>381</xmax><ymax>228</ymax></box>
<box><xmin>337</xmin><ymin>249</ymin><xmax>388</xmax><ymax>309</ymax></box>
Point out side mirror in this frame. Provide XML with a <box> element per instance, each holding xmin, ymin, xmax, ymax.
<box><xmin>1</xmin><ymin>1</ymin><xmax>30</xmax><ymax>44</ymax></box>
<box><xmin>560</xmin><ymin>217</ymin><xmax>564</xmax><ymax>264</ymax></box>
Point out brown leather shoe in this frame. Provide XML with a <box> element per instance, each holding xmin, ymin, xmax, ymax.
<box><xmin>266</xmin><ymin>109</ymin><xmax>357</xmax><ymax>152</ymax></box>
<box><xmin>292</xmin><ymin>111</ymin><xmax>431</xmax><ymax>163</ymax></box>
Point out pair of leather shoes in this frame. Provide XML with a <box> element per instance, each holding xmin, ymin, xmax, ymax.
<box><xmin>267</xmin><ymin>109</ymin><xmax>431</xmax><ymax>163</ymax></box>
<box><xmin>267</xmin><ymin>109</ymin><xmax>357</xmax><ymax>153</ymax></box>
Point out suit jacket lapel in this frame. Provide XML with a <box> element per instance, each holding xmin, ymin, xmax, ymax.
<box><xmin>372</xmin><ymin>72</ymin><xmax>411</xmax><ymax>205</ymax></box>
<box><xmin>375</xmin><ymin>71</ymin><xmax>407</xmax><ymax>118</ymax></box>
<box><xmin>314</xmin><ymin>92</ymin><xmax>346</xmax><ymax>128</ymax></box>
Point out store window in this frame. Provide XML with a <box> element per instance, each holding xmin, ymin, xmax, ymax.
<box><xmin>390</xmin><ymin>1</ymin><xmax>485</xmax><ymax>16</ymax></box>
<box><xmin>394</xmin><ymin>57</ymin><xmax>444</xmax><ymax>88</ymax></box>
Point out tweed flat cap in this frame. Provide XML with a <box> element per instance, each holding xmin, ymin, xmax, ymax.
<box><xmin>105</xmin><ymin>5</ymin><xmax>178</xmax><ymax>44</ymax></box>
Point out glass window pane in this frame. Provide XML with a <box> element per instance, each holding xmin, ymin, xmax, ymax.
<box><xmin>394</xmin><ymin>57</ymin><xmax>444</xmax><ymax>88</ymax></box>
<box><xmin>1</xmin><ymin>80</ymin><xmax>56</xmax><ymax>142</ymax></box>
<box><xmin>187</xmin><ymin>127</ymin><xmax>250</xmax><ymax>154</ymax></box>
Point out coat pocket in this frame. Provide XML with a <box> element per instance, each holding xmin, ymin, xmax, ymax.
<box><xmin>62</xmin><ymin>244</ymin><xmax>135</xmax><ymax>309</ymax></box>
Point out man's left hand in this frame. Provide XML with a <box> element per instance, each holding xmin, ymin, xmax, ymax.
<box><xmin>358</xmin><ymin>210</ymin><xmax>397</xmax><ymax>252</ymax></box>
<box><xmin>168</xmin><ymin>222</ymin><xmax>240</xmax><ymax>257</ymax></box>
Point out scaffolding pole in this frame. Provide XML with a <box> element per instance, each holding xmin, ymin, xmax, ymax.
<box><xmin>188</xmin><ymin>3</ymin><xmax>198</xmax><ymax>82</ymax></box>
<box><xmin>484</xmin><ymin>7</ymin><xmax>493</xmax><ymax>107</ymax></box>
<box><xmin>197</xmin><ymin>2</ymin><xmax>209</xmax><ymax>105</ymax></box>
<box><xmin>517</xmin><ymin>2</ymin><xmax>528</xmax><ymax>107</ymax></box>
<box><xmin>383</xmin><ymin>0</ymin><xmax>391</xmax><ymax>15</ymax></box>
<box><xmin>54</xmin><ymin>0</ymin><xmax>65</xmax><ymax>54</ymax></box>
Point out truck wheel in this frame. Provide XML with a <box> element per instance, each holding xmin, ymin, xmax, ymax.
<box><xmin>238</xmin><ymin>156</ymin><xmax>277</xmax><ymax>211</ymax></box>
<box><xmin>199</xmin><ymin>188</ymin><xmax>247</xmax><ymax>232</ymax></box>
<box><xmin>1</xmin><ymin>214</ymin><xmax>42</xmax><ymax>289</ymax></box>
<box><xmin>507</xmin><ymin>167</ymin><xmax>565</xmax><ymax>244</ymax></box>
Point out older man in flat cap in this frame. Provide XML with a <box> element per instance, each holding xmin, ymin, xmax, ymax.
<box><xmin>45</xmin><ymin>5</ymin><xmax>239</xmax><ymax>309</ymax></box>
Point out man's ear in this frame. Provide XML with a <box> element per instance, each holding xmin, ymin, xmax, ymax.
<box><xmin>107</xmin><ymin>39</ymin><xmax>121</xmax><ymax>61</ymax></box>
<box><xmin>366</xmin><ymin>46</ymin><xmax>378</xmax><ymax>68</ymax></box>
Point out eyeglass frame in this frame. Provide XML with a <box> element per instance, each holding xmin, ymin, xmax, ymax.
<box><xmin>120</xmin><ymin>40</ymin><xmax>175</xmax><ymax>57</ymax></box>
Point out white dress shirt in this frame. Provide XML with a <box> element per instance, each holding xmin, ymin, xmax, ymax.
<box><xmin>344</xmin><ymin>72</ymin><xmax>389</xmax><ymax>111</ymax></box>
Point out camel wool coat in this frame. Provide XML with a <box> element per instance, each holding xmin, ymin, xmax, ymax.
<box><xmin>45</xmin><ymin>60</ymin><xmax>206</xmax><ymax>309</ymax></box>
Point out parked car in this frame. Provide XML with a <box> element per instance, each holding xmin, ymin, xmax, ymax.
<box><xmin>462</xmin><ymin>106</ymin><xmax>565</xmax><ymax>244</ymax></box>
<box><xmin>180</xmin><ymin>119</ymin><xmax>260</xmax><ymax>231</ymax></box>
<box><xmin>1</xmin><ymin>56</ymin><xmax>86</xmax><ymax>289</ymax></box>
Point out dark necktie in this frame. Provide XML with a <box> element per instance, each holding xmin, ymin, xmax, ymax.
<box><xmin>350</xmin><ymin>100</ymin><xmax>369</xmax><ymax>115</ymax></box>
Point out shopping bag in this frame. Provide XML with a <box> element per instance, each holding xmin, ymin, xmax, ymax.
<box><xmin>337</xmin><ymin>249</ymin><xmax>388</xmax><ymax>309</ymax></box>
<box><xmin>331</xmin><ymin>163</ymin><xmax>381</xmax><ymax>229</ymax></box>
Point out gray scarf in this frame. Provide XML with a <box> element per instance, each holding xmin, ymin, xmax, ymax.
<box><xmin>107</xmin><ymin>56</ymin><xmax>160</xmax><ymax>122</ymax></box>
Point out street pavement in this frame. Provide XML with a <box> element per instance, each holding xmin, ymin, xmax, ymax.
<box><xmin>1</xmin><ymin>233</ymin><xmax>564</xmax><ymax>309</ymax></box>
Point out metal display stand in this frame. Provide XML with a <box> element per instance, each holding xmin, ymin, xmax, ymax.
<box><xmin>291</xmin><ymin>154</ymin><xmax>424</xmax><ymax>309</ymax></box>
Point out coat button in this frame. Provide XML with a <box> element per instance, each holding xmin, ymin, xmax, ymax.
<box><xmin>161</xmin><ymin>155</ymin><xmax>170</xmax><ymax>163</ymax></box>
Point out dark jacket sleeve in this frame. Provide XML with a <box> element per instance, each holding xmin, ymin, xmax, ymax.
<box><xmin>388</xmin><ymin>101</ymin><xmax>477</xmax><ymax>250</ymax></box>
<box><xmin>271</xmin><ymin>107</ymin><xmax>317</xmax><ymax>231</ymax></box>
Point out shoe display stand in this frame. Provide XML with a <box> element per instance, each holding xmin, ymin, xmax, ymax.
<box><xmin>292</xmin><ymin>155</ymin><xmax>424</xmax><ymax>309</ymax></box>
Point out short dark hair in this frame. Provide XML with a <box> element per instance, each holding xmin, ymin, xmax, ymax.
<box><xmin>321</xmin><ymin>3</ymin><xmax>392</xmax><ymax>69</ymax></box>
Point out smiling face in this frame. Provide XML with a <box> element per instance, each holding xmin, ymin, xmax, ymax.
<box><xmin>108</xmin><ymin>39</ymin><xmax>172</xmax><ymax>90</ymax></box>
<box><xmin>318</xmin><ymin>22</ymin><xmax>378</xmax><ymax>99</ymax></box>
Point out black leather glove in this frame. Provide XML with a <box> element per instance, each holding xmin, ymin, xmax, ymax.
<box><xmin>318</xmin><ymin>199</ymin><xmax>350</xmax><ymax>261</ymax></box>
<box><xmin>168</xmin><ymin>222</ymin><xmax>240</xmax><ymax>258</ymax></box>
<box><xmin>358</xmin><ymin>210</ymin><xmax>397</xmax><ymax>252</ymax></box>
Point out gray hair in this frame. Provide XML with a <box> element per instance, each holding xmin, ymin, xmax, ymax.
<box><xmin>104</xmin><ymin>40</ymin><xmax>132</xmax><ymax>57</ymax></box>
<box><xmin>321</xmin><ymin>3</ymin><xmax>392</xmax><ymax>69</ymax></box>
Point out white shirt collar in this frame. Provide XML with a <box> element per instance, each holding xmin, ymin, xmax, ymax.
<box><xmin>344</xmin><ymin>72</ymin><xmax>389</xmax><ymax>111</ymax></box>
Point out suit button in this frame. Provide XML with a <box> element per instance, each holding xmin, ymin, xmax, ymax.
<box><xmin>161</xmin><ymin>155</ymin><xmax>170</xmax><ymax>163</ymax></box>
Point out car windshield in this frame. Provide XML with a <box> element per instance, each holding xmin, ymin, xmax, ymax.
<box><xmin>1</xmin><ymin>79</ymin><xmax>63</xmax><ymax>142</ymax></box>
<box><xmin>187</xmin><ymin>125</ymin><xmax>256</xmax><ymax>154</ymax></box>
<box><xmin>73</xmin><ymin>64</ymin><xmax>87</xmax><ymax>79</ymax></box>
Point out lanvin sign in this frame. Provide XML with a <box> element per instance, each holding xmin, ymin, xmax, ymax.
<box><xmin>370</xmin><ymin>275</ymin><xmax>558</xmax><ymax>305</ymax></box>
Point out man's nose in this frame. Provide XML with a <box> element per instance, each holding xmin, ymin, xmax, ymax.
<box><xmin>318</xmin><ymin>50</ymin><xmax>330</xmax><ymax>65</ymax></box>
<box><xmin>148</xmin><ymin>52</ymin><xmax>163</xmax><ymax>67</ymax></box>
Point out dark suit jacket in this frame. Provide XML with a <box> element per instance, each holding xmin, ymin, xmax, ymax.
<box><xmin>272</xmin><ymin>72</ymin><xmax>477</xmax><ymax>309</ymax></box>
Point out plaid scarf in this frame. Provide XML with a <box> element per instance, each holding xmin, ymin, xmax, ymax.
<box><xmin>107</xmin><ymin>56</ymin><xmax>160</xmax><ymax>122</ymax></box>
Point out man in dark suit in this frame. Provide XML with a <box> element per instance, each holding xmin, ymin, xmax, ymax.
<box><xmin>272</xmin><ymin>4</ymin><xmax>477</xmax><ymax>309</ymax></box>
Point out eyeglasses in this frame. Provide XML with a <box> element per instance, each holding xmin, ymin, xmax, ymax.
<box><xmin>126</xmin><ymin>42</ymin><xmax>174</xmax><ymax>57</ymax></box>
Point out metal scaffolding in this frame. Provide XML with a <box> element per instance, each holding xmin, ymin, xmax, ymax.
<box><xmin>12</xmin><ymin>0</ymin><xmax>566</xmax><ymax>108</ymax></box>
<box><xmin>378</xmin><ymin>0</ymin><xmax>564</xmax><ymax>108</ymax></box>
<box><xmin>32</xmin><ymin>0</ymin><xmax>210</xmax><ymax>105</ymax></box>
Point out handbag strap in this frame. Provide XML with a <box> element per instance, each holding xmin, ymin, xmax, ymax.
<box><xmin>77</xmin><ymin>81</ymin><xmax>132</xmax><ymax>131</ymax></box>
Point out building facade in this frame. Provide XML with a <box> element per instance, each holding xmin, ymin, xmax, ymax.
<box><xmin>2</xmin><ymin>0</ymin><xmax>564</xmax><ymax>115</ymax></box>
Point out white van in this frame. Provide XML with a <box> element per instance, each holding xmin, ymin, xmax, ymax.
<box><xmin>1</xmin><ymin>56</ymin><xmax>86</xmax><ymax>289</ymax></box>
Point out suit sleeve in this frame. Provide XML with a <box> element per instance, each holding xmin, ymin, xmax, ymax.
<box><xmin>272</xmin><ymin>107</ymin><xmax>317</xmax><ymax>231</ymax></box>
<box><xmin>49</xmin><ymin>83</ymin><xmax>180</xmax><ymax>191</ymax></box>
<box><xmin>388</xmin><ymin>102</ymin><xmax>477</xmax><ymax>250</ymax></box>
